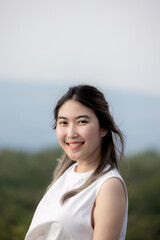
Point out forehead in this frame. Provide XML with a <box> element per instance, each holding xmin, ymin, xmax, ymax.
<box><xmin>58</xmin><ymin>100</ymin><xmax>95</xmax><ymax>117</ymax></box>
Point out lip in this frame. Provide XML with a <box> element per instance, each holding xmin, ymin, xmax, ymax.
<box><xmin>66</xmin><ymin>141</ymin><xmax>84</xmax><ymax>149</ymax></box>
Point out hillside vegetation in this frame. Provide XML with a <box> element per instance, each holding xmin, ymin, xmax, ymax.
<box><xmin>0</xmin><ymin>149</ymin><xmax>160</xmax><ymax>240</ymax></box>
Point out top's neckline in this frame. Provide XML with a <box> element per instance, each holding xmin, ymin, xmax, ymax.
<box><xmin>71</xmin><ymin>163</ymin><xmax>94</xmax><ymax>178</ymax></box>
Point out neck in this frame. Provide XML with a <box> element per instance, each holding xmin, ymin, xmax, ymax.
<box><xmin>75</xmin><ymin>158</ymin><xmax>101</xmax><ymax>173</ymax></box>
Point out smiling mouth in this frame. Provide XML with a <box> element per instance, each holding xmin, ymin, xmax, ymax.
<box><xmin>67</xmin><ymin>142</ymin><xmax>84</xmax><ymax>148</ymax></box>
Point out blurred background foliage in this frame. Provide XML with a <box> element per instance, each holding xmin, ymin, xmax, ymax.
<box><xmin>0</xmin><ymin>149</ymin><xmax>160</xmax><ymax>240</ymax></box>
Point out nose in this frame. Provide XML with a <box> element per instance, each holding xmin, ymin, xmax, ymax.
<box><xmin>67</xmin><ymin>124</ymin><xmax>79</xmax><ymax>138</ymax></box>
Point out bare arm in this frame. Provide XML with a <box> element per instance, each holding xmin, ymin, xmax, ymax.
<box><xmin>93</xmin><ymin>178</ymin><xmax>127</xmax><ymax>240</ymax></box>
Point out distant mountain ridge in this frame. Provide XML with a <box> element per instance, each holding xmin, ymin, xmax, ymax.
<box><xmin>0</xmin><ymin>81</ymin><xmax>160</xmax><ymax>155</ymax></box>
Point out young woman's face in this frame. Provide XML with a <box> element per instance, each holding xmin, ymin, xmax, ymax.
<box><xmin>56</xmin><ymin>100</ymin><xmax>106</xmax><ymax>164</ymax></box>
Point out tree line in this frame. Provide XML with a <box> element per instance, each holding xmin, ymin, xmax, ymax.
<box><xmin>0</xmin><ymin>149</ymin><xmax>160</xmax><ymax>240</ymax></box>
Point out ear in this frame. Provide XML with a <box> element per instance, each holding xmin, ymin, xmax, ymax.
<box><xmin>101</xmin><ymin>129</ymin><xmax>108</xmax><ymax>137</ymax></box>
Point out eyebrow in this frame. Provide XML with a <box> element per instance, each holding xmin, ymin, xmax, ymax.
<box><xmin>57</xmin><ymin>115</ymin><xmax>91</xmax><ymax>120</ymax></box>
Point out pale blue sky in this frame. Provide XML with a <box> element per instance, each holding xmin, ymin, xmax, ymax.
<box><xmin>0</xmin><ymin>0</ymin><xmax>160</xmax><ymax>96</ymax></box>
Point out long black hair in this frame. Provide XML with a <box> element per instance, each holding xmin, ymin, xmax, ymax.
<box><xmin>49</xmin><ymin>84</ymin><xmax>125</xmax><ymax>204</ymax></box>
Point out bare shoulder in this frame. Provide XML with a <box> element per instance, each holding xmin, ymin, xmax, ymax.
<box><xmin>93</xmin><ymin>177</ymin><xmax>127</xmax><ymax>240</ymax></box>
<box><xmin>97</xmin><ymin>177</ymin><xmax>127</xmax><ymax>201</ymax></box>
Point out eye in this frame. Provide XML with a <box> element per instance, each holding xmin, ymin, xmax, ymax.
<box><xmin>58</xmin><ymin>121</ymin><xmax>68</xmax><ymax>125</ymax></box>
<box><xmin>78</xmin><ymin>120</ymin><xmax>88</xmax><ymax>125</ymax></box>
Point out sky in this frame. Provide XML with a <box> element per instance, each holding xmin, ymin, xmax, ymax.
<box><xmin>0</xmin><ymin>0</ymin><xmax>160</xmax><ymax>97</ymax></box>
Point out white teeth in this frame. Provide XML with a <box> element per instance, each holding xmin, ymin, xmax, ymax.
<box><xmin>68</xmin><ymin>143</ymin><xmax>82</xmax><ymax>147</ymax></box>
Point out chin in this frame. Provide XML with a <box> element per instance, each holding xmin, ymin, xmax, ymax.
<box><xmin>68</xmin><ymin>155</ymin><xmax>80</xmax><ymax>161</ymax></box>
<box><xmin>70</xmin><ymin>157</ymin><xmax>79</xmax><ymax>161</ymax></box>
<box><xmin>66</xmin><ymin>153</ymin><xmax>77</xmax><ymax>160</ymax></box>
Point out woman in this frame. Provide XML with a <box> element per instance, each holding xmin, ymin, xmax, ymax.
<box><xmin>25</xmin><ymin>84</ymin><xmax>128</xmax><ymax>240</ymax></box>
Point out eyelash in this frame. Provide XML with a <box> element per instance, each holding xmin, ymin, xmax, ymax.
<box><xmin>59</xmin><ymin>121</ymin><xmax>67</xmax><ymax>125</ymax></box>
<box><xmin>78</xmin><ymin>120</ymin><xmax>88</xmax><ymax>124</ymax></box>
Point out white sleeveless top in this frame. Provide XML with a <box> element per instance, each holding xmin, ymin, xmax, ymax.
<box><xmin>25</xmin><ymin>163</ymin><xmax>128</xmax><ymax>240</ymax></box>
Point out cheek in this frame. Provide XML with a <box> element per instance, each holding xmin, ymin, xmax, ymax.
<box><xmin>56</xmin><ymin>128</ymin><xmax>65</xmax><ymax>142</ymax></box>
<box><xmin>82</xmin><ymin>125</ymin><xmax>101</xmax><ymax>139</ymax></box>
